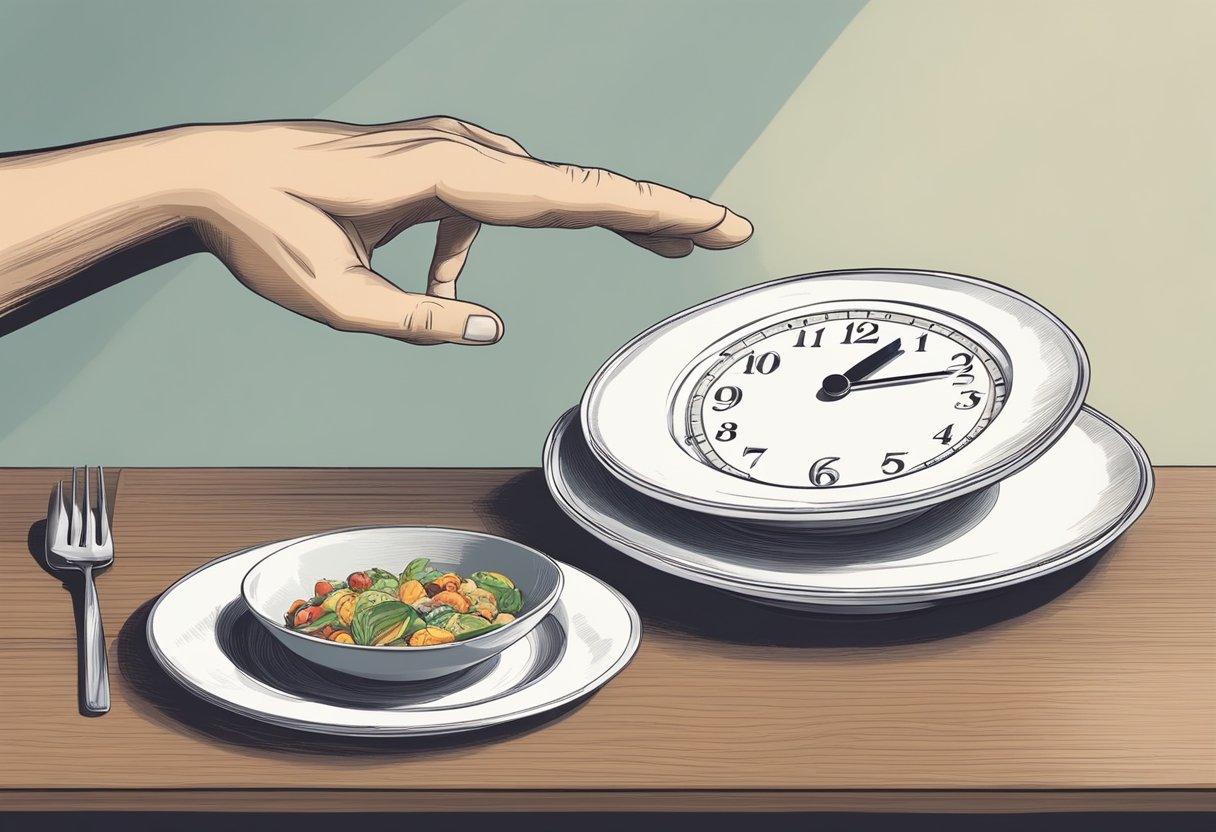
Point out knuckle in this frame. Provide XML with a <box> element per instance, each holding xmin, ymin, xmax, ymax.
<box><xmin>559</xmin><ymin>163</ymin><xmax>602</xmax><ymax>186</ymax></box>
<box><xmin>402</xmin><ymin>299</ymin><xmax>443</xmax><ymax>335</ymax></box>
<box><xmin>430</xmin><ymin>116</ymin><xmax>468</xmax><ymax>134</ymax></box>
<box><xmin>426</xmin><ymin>114</ymin><xmax>501</xmax><ymax>137</ymax></box>
<box><xmin>425</xmin><ymin>136</ymin><xmax>480</xmax><ymax>163</ymax></box>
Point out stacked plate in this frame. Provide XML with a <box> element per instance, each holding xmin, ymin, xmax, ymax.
<box><xmin>544</xmin><ymin>269</ymin><xmax>1154</xmax><ymax>614</ymax></box>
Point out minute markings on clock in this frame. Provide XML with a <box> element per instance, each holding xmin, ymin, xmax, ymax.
<box><xmin>686</xmin><ymin>309</ymin><xmax>1006</xmax><ymax>488</ymax></box>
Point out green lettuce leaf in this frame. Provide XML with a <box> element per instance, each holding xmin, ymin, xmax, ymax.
<box><xmin>369</xmin><ymin>576</ymin><xmax>400</xmax><ymax>595</ymax></box>
<box><xmin>352</xmin><ymin>600</ymin><xmax>419</xmax><ymax>646</ymax></box>
<box><xmin>424</xmin><ymin>605</ymin><xmax>457</xmax><ymax>628</ymax></box>
<box><xmin>402</xmin><ymin>557</ymin><xmax>444</xmax><ymax>586</ymax></box>
<box><xmin>443</xmin><ymin>613</ymin><xmax>498</xmax><ymax>641</ymax></box>
<box><xmin>472</xmin><ymin>571</ymin><xmax>523</xmax><ymax>614</ymax></box>
<box><xmin>402</xmin><ymin>558</ymin><xmax>431</xmax><ymax>581</ymax></box>
<box><xmin>456</xmin><ymin>623</ymin><xmax>503</xmax><ymax>642</ymax></box>
<box><xmin>294</xmin><ymin>611</ymin><xmax>339</xmax><ymax>633</ymax></box>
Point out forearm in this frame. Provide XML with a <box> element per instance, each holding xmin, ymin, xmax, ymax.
<box><xmin>0</xmin><ymin>128</ymin><xmax>200</xmax><ymax>316</ymax></box>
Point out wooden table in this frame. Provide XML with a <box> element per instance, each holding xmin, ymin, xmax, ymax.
<box><xmin>0</xmin><ymin>467</ymin><xmax>1212</xmax><ymax>815</ymax></box>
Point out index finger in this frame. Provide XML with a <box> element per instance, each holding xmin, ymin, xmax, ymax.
<box><xmin>433</xmin><ymin>147</ymin><xmax>753</xmax><ymax>249</ymax></box>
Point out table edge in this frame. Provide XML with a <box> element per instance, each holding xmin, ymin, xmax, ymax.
<box><xmin>1</xmin><ymin>788</ymin><xmax>1213</xmax><ymax>814</ymax></box>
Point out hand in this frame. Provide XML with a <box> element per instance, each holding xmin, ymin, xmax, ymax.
<box><xmin>819</xmin><ymin>338</ymin><xmax>903</xmax><ymax>399</ymax></box>
<box><xmin>0</xmin><ymin>118</ymin><xmax>752</xmax><ymax>344</ymax></box>
<box><xmin>159</xmin><ymin>118</ymin><xmax>752</xmax><ymax>345</ymax></box>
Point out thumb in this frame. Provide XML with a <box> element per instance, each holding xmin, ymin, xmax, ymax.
<box><xmin>321</xmin><ymin>266</ymin><xmax>504</xmax><ymax>346</ymax></box>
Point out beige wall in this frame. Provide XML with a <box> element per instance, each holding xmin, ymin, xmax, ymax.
<box><xmin>714</xmin><ymin>0</ymin><xmax>1216</xmax><ymax>464</ymax></box>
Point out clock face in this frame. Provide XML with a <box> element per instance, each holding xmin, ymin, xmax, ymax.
<box><xmin>686</xmin><ymin>310</ymin><xmax>1007</xmax><ymax>488</ymax></box>
<box><xmin>583</xmin><ymin>269</ymin><xmax>1087</xmax><ymax>526</ymax></box>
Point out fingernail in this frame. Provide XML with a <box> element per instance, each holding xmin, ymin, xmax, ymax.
<box><xmin>463</xmin><ymin>315</ymin><xmax>500</xmax><ymax>343</ymax></box>
<box><xmin>695</xmin><ymin>208</ymin><xmax>754</xmax><ymax>249</ymax></box>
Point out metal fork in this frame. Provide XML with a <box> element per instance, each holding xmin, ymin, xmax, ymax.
<box><xmin>46</xmin><ymin>466</ymin><xmax>113</xmax><ymax>715</ymax></box>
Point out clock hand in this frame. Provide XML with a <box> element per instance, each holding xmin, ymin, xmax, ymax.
<box><xmin>843</xmin><ymin>337</ymin><xmax>903</xmax><ymax>382</ymax></box>
<box><xmin>819</xmin><ymin>337</ymin><xmax>903</xmax><ymax>400</ymax></box>
<box><xmin>848</xmin><ymin>369</ymin><xmax>954</xmax><ymax>390</ymax></box>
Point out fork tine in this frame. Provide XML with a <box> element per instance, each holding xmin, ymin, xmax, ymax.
<box><xmin>69</xmin><ymin>467</ymin><xmax>81</xmax><ymax>547</ymax></box>
<box><xmin>47</xmin><ymin>480</ymin><xmax>69</xmax><ymax>549</ymax></box>
<box><xmin>97</xmin><ymin>466</ymin><xmax>110</xmax><ymax>546</ymax></box>
<box><xmin>84</xmin><ymin>466</ymin><xmax>96</xmax><ymax>547</ymax></box>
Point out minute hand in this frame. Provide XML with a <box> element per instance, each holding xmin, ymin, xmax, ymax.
<box><xmin>848</xmin><ymin>370</ymin><xmax>955</xmax><ymax>390</ymax></box>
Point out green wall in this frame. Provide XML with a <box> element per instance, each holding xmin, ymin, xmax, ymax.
<box><xmin>2</xmin><ymin>0</ymin><xmax>1210</xmax><ymax>465</ymax></box>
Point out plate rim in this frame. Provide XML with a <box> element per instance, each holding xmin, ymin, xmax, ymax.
<box><xmin>146</xmin><ymin>529</ymin><xmax>642</xmax><ymax>736</ymax></box>
<box><xmin>580</xmin><ymin>267</ymin><xmax>1089</xmax><ymax>523</ymax></box>
<box><xmin>546</xmin><ymin>405</ymin><xmax>1153</xmax><ymax>605</ymax></box>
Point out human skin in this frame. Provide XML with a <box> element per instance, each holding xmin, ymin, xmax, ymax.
<box><xmin>0</xmin><ymin>117</ymin><xmax>753</xmax><ymax>345</ymax></box>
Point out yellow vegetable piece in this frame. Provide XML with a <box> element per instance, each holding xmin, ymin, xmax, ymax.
<box><xmin>397</xmin><ymin>579</ymin><xmax>426</xmax><ymax>605</ymax></box>
<box><xmin>466</xmin><ymin>586</ymin><xmax>497</xmax><ymax>606</ymax></box>
<box><xmin>336</xmin><ymin>593</ymin><xmax>357</xmax><ymax>626</ymax></box>
<box><xmin>322</xmin><ymin>588</ymin><xmax>354</xmax><ymax>613</ymax></box>
<box><xmin>328</xmin><ymin>631</ymin><xmax>354</xmax><ymax>644</ymax></box>
<box><xmin>408</xmin><ymin>626</ymin><xmax>456</xmax><ymax>646</ymax></box>
<box><xmin>492</xmin><ymin>613</ymin><xmax>515</xmax><ymax>626</ymax></box>
<box><xmin>464</xmin><ymin>587</ymin><xmax>498</xmax><ymax>621</ymax></box>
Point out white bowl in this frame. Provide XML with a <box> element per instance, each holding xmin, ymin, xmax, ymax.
<box><xmin>241</xmin><ymin>526</ymin><xmax>564</xmax><ymax>681</ymax></box>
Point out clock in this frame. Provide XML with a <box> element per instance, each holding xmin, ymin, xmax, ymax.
<box><xmin>581</xmin><ymin>269</ymin><xmax>1088</xmax><ymax>527</ymax></box>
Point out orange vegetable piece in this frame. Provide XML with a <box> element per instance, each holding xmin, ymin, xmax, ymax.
<box><xmin>430</xmin><ymin>591</ymin><xmax>470</xmax><ymax>613</ymax></box>
<box><xmin>293</xmin><ymin>605</ymin><xmax>324</xmax><ymax>627</ymax></box>
<box><xmin>398</xmin><ymin>579</ymin><xmax>426</xmax><ymax>605</ymax></box>
<box><xmin>434</xmin><ymin>573</ymin><xmax>463</xmax><ymax>593</ymax></box>
<box><xmin>408</xmin><ymin>626</ymin><xmax>456</xmax><ymax>646</ymax></box>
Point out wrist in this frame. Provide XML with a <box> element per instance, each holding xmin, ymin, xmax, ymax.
<box><xmin>0</xmin><ymin>126</ymin><xmax>218</xmax><ymax>299</ymax></box>
<box><xmin>129</xmin><ymin>124</ymin><xmax>254</xmax><ymax>227</ymax></box>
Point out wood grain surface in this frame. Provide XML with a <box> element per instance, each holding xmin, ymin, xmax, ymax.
<box><xmin>1</xmin><ymin>467</ymin><xmax>1212</xmax><ymax>813</ymax></box>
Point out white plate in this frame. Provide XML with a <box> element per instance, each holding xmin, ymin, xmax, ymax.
<box><xmin>546</xmin><ymin>405</ymin><xmax>1152</xmax><ymax>611</ymax></box>
<box><xmin>147</xmin><ymin>536</ymin><xmax>640</xmax><ymax>736</ymax></box>
<box><xmin>582</xmin><ymin>269</ymin><xmax>1088</xmax><ymax>525</ymax></box>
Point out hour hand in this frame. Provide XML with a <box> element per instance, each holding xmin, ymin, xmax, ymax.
<box><xmin>820</xmin><ymin>337</ymin><xmax>903</xmax><ymax>400</ymax></box>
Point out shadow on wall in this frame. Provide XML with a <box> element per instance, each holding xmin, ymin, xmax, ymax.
<box><xmin>0</xmin><ymin>228</ymin><xmax>205</xmax><ymax>339</ymax></box>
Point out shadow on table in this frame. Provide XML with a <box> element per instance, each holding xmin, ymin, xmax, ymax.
<box><xmin>477</xmin><ymin>470</ymin><xmax>1109</xmax><ymax>649</ymax></box>
<box><xmin>113</xmin><ymin>597</ymin><xmax>588</xmax><ymax>759</ymax></box>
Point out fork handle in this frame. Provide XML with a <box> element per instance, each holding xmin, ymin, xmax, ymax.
<box><xmin>81</xmin><ymin>564</ymin><xmax>110</xmax><ymax>715</ymax></box>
